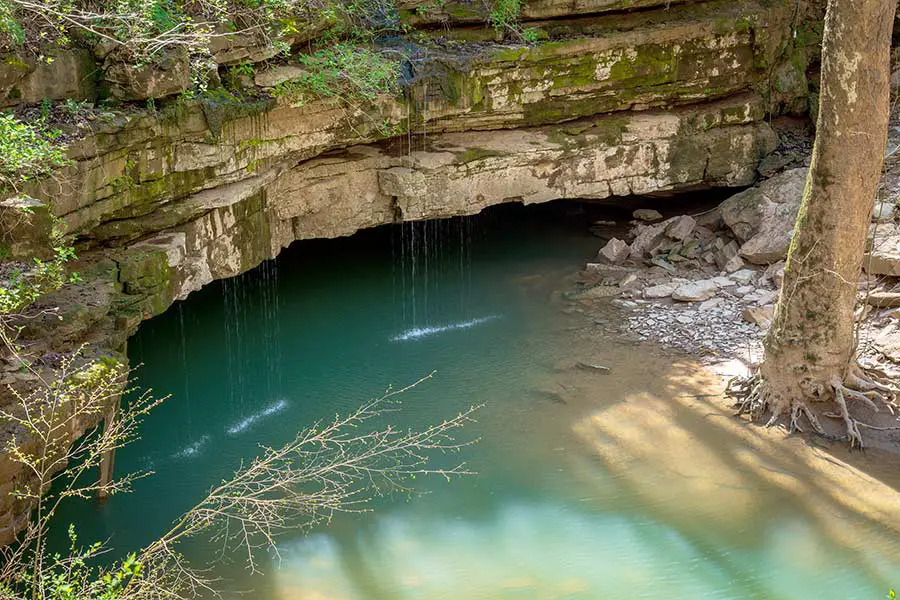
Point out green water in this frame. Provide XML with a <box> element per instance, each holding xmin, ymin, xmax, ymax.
<box><xmin>56</xmin><ymin>203</ymin><xmax>900</xmax><ymax>599</ymax></box>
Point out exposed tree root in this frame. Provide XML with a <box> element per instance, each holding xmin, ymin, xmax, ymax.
<box><xmin>726</xmin><ymin>363</ymin><xmax>899</xmax><ymax>449</ymax></box>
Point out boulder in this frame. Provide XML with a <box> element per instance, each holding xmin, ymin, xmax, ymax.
<box><xmin>0</xmin><ymin>49</ymin><xmax>97</xmax><ymax>107</ymax></box>
<box><xmin>633</xmin><ymin>209</ymin><xmax>663</xmax><ymax>222</ymax></box>
<box><xmin>711</xmin><ymin>276</ymin><xmax>734</xmax><ymax>288</ymax></box>
<box><xmin>643</xmin><ymin>282</ymin><xmax>679</xmax><ymax>299</ymax></box>
<box><xmin>672</xmin><ymin>280</ymin><xmax>718</xmax><ymax>302</ymax></box>
<box><xmin>0</xmin><ymin>196</ymin><xmax>54</xmax><ymax>259</ymax></box>
<box><xmin>104</xmin><ymin>48</ymin><xmax>190</xmax><ymax>101</ymax></box>
<box><xmin>729</xmin><ymin>269</ymin><xmax>756</xmax><ymax>285</ymax></box>
<box><xmin>698</xmin><ymin>297</ymin><xmax>723</xmax><ymax>310</ymax></box>
<box><xmin>723</xmin><ymin>254</ymin><xmax>744</xmax><ymax>273</ymax></box>
<box><xmin>743</xmin><ymin>305</ymin><xmax>775</xmax><ymax>328</ymax></box>
<box><xmin>629</xmin><ymin>223</ymin><xmax>667</xmax><ymax>259</ymax></box>
<box><xmin>715</xmin><ymin>239</ymin><xmax>741</xmax><ymax>270</ymax></box>
<box><xmin>254</xmin><ymin>65</ymin><xmax>308</xmax><ymax>88</ymax></box>
<box><xmin>720</xmin><ymin>168</ymin><xmax>807</xmax><ymax>264</ymax></box>
<box><xmin>665</xmin><ymin>215</ymin><xmax>696</xmax><ymax>241</ymax></box>
<box><xmin>865</xmin><ymin>224</ymin><xmax>900</xmax><ymax>276</ymax></box>
<box><xmin>761</xmin><ymin>261</ymin><xmax>786</xmax><ymax>289</ymax></box>
<box><xmin>872</xmin><ymin>200</ymin><xmax>896</xmax><ymax>223</ymax></box>
<box><xmin>873</xmin><ymin>322</ymin><xmax>900</xmax><ymax>361</ymax></box>
<box><xmin>743</xmin><ymin>289</ymin><xmax>778</xmax><ymax>306</ymax></box>
<box><xmin>597</xmin><ymin>238</ymin><xmax>630</xmax><ymax>265</ymax></box>
<box><xmin>695</xmin><ymin>207</ymin><xmax>725</xmax><ymax>231</ymax></box>
<box><xmin>865</xmin><ymin>292</ymin><xmax>900</xmax><ymax>308</ymax></box>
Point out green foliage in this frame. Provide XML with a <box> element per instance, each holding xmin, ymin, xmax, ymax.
<box><xmin>273</xmin><ymin>43</ymin><xmax>400</xmax><ymax>104</ymax></box>
<box><xmin>0</xmin><ymin>111</ymin><xmax>69</xmax><ymax>188</ymax></box>
<box><xmin>489</xmin><ymin>0</ymin><xmax>521</xmax><ymax>32</ymax></box>
<box><xmin>234</xmin><ymin>60</ymin><xmax>255</xmax><ymax>78</ymax></box>
<box><xmin>487</xmin><ymin>0</ymin><xmax>538</xmax><ymax>43</ymax></box>
<box><xmin>888</xmin><ymin>590</ymin><xmax>896</xmax><ymax>599</ymax></box>
<box><xmin>0</xmin><ymin>0</ymin><xmax>24</xmax><ymax>45</ymax></box>
<box><xmin>0</xmin><ymin>244</ymin><xmax>80</xmax><ymax>314</ymax></box>
<box><xmin>520</xmin><ymin>26</ymin><xmax>539</xmax><ymax>43</ymax></box>
<box><xmin>20</xmin><ymin>526</ymin><xmax>145</xmax><ymax>600</ymax></box>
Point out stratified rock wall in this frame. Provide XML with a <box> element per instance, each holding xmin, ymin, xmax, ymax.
<box><xmin>0</xmin><ymin>0</ymin><xmax>823</xmax><ymax>544</ymax></box>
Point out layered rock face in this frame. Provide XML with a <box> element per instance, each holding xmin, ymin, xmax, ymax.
<box><xmin>0</xmin><ymin>0</ymin><xmax>822</xmax><ymax>543</ymax></box>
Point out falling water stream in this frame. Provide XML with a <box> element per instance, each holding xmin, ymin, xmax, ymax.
<box><xmin>53</xmin><ymin>202</ymin><xmax>900</xmax><ymax>599</ymax></box>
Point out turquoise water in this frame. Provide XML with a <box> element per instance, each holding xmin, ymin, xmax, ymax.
<box><xmin>54</xmin><ymin>203</ymin><xmax>900</xmax><ymax>599</ymax></box>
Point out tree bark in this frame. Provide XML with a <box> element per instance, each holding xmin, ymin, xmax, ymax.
<box><xmin>750</xmin><ymin>0</ymin><xmax>898</xmax><ymax>439</ymax></box>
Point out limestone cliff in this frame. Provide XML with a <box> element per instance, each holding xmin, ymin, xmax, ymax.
<box><xmin>0</xmin><ymin>0</ymin><xmax>823</xmax><ymax>543</ymax></box>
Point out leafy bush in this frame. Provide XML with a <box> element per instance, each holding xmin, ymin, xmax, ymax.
<box><xmin>0</xmin><ymin>244</ymin><xmax>80</xmax><ymax>314</ymax></box>
<box><xmin>0</xmin><ymin>0</ymin><xmax>400</xmax><ymax>62</ymax></box>
<box><xmin>273</xmin><ymin>43</ymin><xmax>400</xmax><ymax>104</ymax></box>
<box><xmin>0</xmin><ymin>112</ymin><xmax>69</xmax><ymax>188</ymax></box>
<box><xmin>489</xmin><ymin>0</ymin><xmax>521</xmax><ymax>33</ymax></box>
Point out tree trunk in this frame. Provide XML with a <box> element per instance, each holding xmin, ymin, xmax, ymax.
<box><xmin>751</xmin><ymin>0</ymin><xmax>898</xmax><ymax>440</ymax></box>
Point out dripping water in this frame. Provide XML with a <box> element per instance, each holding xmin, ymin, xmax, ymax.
<box><xmin>176</xmin><ymin>303</ymin><xmax>192</xmax><ymax>438</ymax></box>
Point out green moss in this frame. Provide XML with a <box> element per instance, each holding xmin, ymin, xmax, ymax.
<box><xmin>69</xmin><ymin>355</ymin><xmax>123</xmax><ymax>387</ymax></box>
<box><xmin>453</xmin><ymin>147</ymin><xmax>505</xmax><ymax>164</ymax></box>
<box><xmin>115</xmin><ymin>247</ymin><xmax>176</xmax><ymax>319</ymax></box>
<box><xmin>607</xmin><ymin>44</ymin><xmax>676</xmax><ymax>87</ymax></box>
<box><xmin>237</xmin><ymin>199</ymin><xmax>272</xmax><ymax>272</ymax></box>
<box><xmin>118</xmin><ymin>249</ymin><xmax>171</xmax><ymax>296</ymax></box>
<box><xmin>97</xmin><ymin>165</ymin><xmax>218</xmax><ymax>229</ymax></box>
<box><xmin>3</xmin><ymin>54</ymin><xmax>30</xmax><ymax>71</ymax></box>
<box><xmin>448</xmin><ymin>5</ymin><xmax>483</xmax><ymax>19</ymax></box>
<box><xmin>441</xmin><ymin>70</ymin><xmax>485</xmax><ymax>109</ymax></box>
<box><xmin>200</xmin><ymin>90</ymin><xmax>275</xmax><ymax>138</ymax></box>
<box><xmin>591</xmin><ymin>118</ymin><xmax>629</xmax><ymax>145</ymax></box>
<box><xmin>491</xmin><ymin>46</ymin><xmax>529</xmax><ymax>62</ymax></box>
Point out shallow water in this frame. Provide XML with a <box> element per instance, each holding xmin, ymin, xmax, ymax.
<box><xmin>54</xmin><ymin>203</ymin><xmax>900</xmax><ymax>599</ymax></box>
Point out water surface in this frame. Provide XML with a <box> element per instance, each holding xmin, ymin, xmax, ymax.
<box><xmin>56</xmin><ymin>202</ymin><xmax>900</xmax><ymax>599</ymax></box>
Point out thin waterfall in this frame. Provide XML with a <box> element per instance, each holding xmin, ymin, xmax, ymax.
<box><xmin>222</xmin><ymin>277</ymin><xmax>235</xmax><ymax>410</ymax></box>
<box><xmin>258</xmin><ymin>258</ymin><xmax>282</xmax><ymax>399</ymax></box>
<box><xmin>222</xmin><ymin>275</ymin><xmax>247</xmax><ymax>414</ymax></box>
<box><xmin>176</xmin><ymin>303</ymin><xmax>192</xmax><ymax>438</ymax></box>
<box><xmin>390</xmin><ymin>77</ymin><xmax>482</xmax><ymax>336</ymax></box>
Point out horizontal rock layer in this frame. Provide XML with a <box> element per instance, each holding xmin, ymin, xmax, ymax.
<box><xmin>46</xmin><ymin>95</ymin><xmax>776</xmax><ymax>343</ymax></box>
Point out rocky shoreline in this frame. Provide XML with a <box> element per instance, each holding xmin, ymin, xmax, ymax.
<box><xmin>561</xmin><ymin>117</ymin><xmax>900</xmax><ymax>450</ymax></box>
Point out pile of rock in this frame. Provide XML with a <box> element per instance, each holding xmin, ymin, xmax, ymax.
<box><xmin>576</xmin><ymin>163</ymin><xmax>900</xmax><ymax>363</ymax></box>
<box><xmin>576</xmin><ymin>170</ymin><xmax>813</xmax><ymax>361</ymax></box>
<box><xmin>598</xmin><ymin>207</ymin><xmax>748</xmax><ymax>274</ymax></box>
<box><xmin>595</xmin><ymin>168</ymin><xmax>809</xmax><ymax>278</ymax></box>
